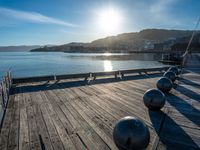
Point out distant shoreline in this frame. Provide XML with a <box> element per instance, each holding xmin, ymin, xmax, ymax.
<box><xmin>29</xmin><ymin>50</ymin><xmax>192</xmax><ymax>54</ymax></box>
<box><xmin>2</xmin><ymin>48</ymin><xmax>200</xmax><ymax>53</ymax></box>
<box><xmin>1</xmin><ymin>50</ymin><xmax>199</xmax><ymax>54</ymax></box>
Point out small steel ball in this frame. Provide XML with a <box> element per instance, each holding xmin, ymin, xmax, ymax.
<box><xmin>168</xmin><ymin>66</ymin><xmax>179</xmax><ymax>75</ymax></box>
<box><xmin>156</xmin><ymin>77</ymin><xmax>173</xmax><ymax>93</ymax></box>
<box><xmin>163</xmin><ymin>71</ymin><xmax>176</xmax><ymax>82</ymax></box>
<box><xmin>143</xmin><ymin>89</ymin><xmax>166</xmax><ymax>111</ymax></box>
<box><xmin>113</xmin><ymin>116</ymin><xmax>150</xmax><ymax>150</ymax></box>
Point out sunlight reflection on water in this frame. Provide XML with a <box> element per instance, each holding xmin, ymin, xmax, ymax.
<box><xmin>104</xmin><ymin>60</ymin><xmax>113</xmax><ymax>71</ymax></box>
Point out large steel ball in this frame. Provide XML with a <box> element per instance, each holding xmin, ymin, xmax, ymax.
<box><xmin>163</xmin><ymin>71</ymin><xmax>176</xmax><ymax>82</ymax></box>
<box><xmin>143</xmin><ymin>89</ymin><xmax>166</xmax><ymax>111</ymax></box>
<box><xmin>168</xmin><ymin>66</ymin><xmax>179</xmax><ymax>75</ymax></box>
<box><xmin>156</xmin><ymin>77</ymin><xmax>173</xmax><ymax>93</ymax></box>
<box><xmin>113</xmin><ymin>116</ymin><xmax>150</xmax><ymax>150</ymax></box>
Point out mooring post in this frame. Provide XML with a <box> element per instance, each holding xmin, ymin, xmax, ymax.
<box><xmin>6</xmin><ymin>72</ymin><xmax>10</xmax><ymax>90</ymax></box>
<box><xmin>84</xmin><ymin>74</ymin><xmax>88</xmax><ymax>81</ymax></box>
<box><xmin>119</xmin><ymin>71</ymin><xmax>122</xmax><ymax>79</ymax></box>
<box><xmin>0</xmin><ymin>70</ymin><xmax>12</xmax><ymax>111</ymax></box>
<box><xmin>4</xmin><ymin>78</ymin><xmax>8</xmax><ymax>104</ymax></box>
<box><xmin>4</xmin><ymin>77</ymin><xmax>9</xmax><ymax>100</ymax></box>
<box><xmin>4</xmin><ymin>76</ymin><xmax>8</xmax><ymax>90</ymax></box>
<box><xmin>121</xmin><ymin>72</ymin><xmax>124</xmax><ymax>78</ymax></box>
<box><xmin>115</xmin><ymin>72</ymin><xmax>117</xmax><ymax>79</ymax></box>
<box><xmin>1</xmin><ymin>82</ymin><xmax>5</xmax><ymax>109</ymax></box>
<box><xmin>87</xmin><ymin>73</ymin><xmax>93</xmax><ymax>84</ymax></box>
<box><xmin>0</xmin><ymin>83</ymin><xmax>4</xmax><ymax>109</ymax></box>
<box><xmin>54</xmin><ymin>74</ymin><xmax>57</xmax><ymax>81</ymax></box>
<box><xmin>8</xmin><ymin>70</ymin><xmax>12</xmax><ymax>87</ymax></box>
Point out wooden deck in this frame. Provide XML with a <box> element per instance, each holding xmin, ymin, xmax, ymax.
<box><xmin>0</xmin><ymin>70</ymin><xmax>199</xmax><ymax>149</ymax></box>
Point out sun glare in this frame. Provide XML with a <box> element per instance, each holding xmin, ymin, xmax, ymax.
<box><xmin>103</xmin><ymin>52</ymin><xmax>112</xmax><ymax>56</ymax></box>
<box><xmin>97</xmin><ymin>8</ymin><xmax>122</xmax><ymax>35</ymax></box>
<box><xmin>104</xmin><ymin>60</ymin><xmax>113</xmax><ymax>71</ymax></box>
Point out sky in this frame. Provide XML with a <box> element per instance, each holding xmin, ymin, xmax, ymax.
<box><xmin>0</xmin><ymin>0</ymin><xmax>199</xmax><ymax>46</ymax></box>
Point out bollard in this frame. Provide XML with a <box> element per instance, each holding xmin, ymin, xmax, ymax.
<box><xmin>113</xmin><ymin>116</ymin><xmax>150</xmax><ymax>150</ymax></box>
<box><xmin>143</xmin><ymin>89</ymin><xmax>166</xmax><ymax>111</ymax></box>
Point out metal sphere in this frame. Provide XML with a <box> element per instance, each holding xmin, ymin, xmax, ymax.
<box><xmin>113</xmin><ymin>116</ymin><xmax>150</xmax><ymax>150</ymax></box>
<box><xmin>163</xmin><ymin>71</ymin><xmax>176</xmax><ymax>82</ymax></box>
<box><xmin>143</xmin><ymin>89</ymin><xmax>166</xmax><ymax>111</ymax></box>
<box><xmin>156</xmin><ymin>77</ymin><xmax>173</xmax><ymax>93</ymax></box>
<box><xmin>168</xmin><ymin>66</ymin><xmax>179</xmax><ymax>75</ymax></box>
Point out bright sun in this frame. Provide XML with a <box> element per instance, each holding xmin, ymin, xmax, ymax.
<box><xmin>97</xmin><ymin>8</ymin><xmax>122</xmax><ymax>35</ymax></box>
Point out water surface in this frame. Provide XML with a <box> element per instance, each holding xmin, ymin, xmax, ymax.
<box><xmin>0</xmin><ymin>52</ymin><xmax>166</xmax><ymax>78</ymax></box>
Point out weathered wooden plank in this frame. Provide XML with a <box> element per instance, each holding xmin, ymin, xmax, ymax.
<box><xmin>7</xmin><ymin>90</ymin><xmax>20</xmax><ymax>150</ymax></box>
<box><xmin>70</xmin><ymin>87</ymin><xmax>89</xmax><ymax>98</ymax></box>
<box><xmin>0</xmin><ymin>91</ymin><xmax>15</xmax><ymax>150</ymax></box>
<box><xmin>51</xmin><ymin>86</ymin><xmax>113</xmax><ymax>149</ymax></box>
<box><xmin>41</xmin><ymin>111</ymin><xmax>65</xmax><ymax>150</ymax></box>
<box><xmin>42</xmin><ymin>91</ymin><xmax>76</xmax><ymax>149</ymax></box>
<box><xmin>119</xmin><ymin>66</ymin><xmax>169</xmax><ymax>78</ymax></box>
<box><xmin>92</xmin><ymin>71</ymin><xmax>119</xmax><ymax>79</ymax></box>
<box><xmin>48</xmin><ymin>112</ymin><xmax>76</xmax><ymax>150</ymax></box>
<box><xmin>39</xmin><ymin>92</ymin><xmax>65</xmax><ymax>150</ymax></box>
<box><xmin>26</xmin><ymin>105</ymin><xmax>41</xmax><ymax>150</ymax></box>
<box><xmin>44</xmin><ymin>90</ymin><xmax>76</xmax><ymax>134</ymax></box>
<box><xmin>69</xmin><ymin>98</ymin><xmax>116</xmax><ymax>150</ymax></box>
<box><xmin>19</xmin><ymin>91</ymin><xmax>30</xmax><ymax>150</ymax></box>
<box><xmin>91</xmin><ymin>85</ymin><xmax>146</xmax><ymax>114</ymax></box>
<box><xmin>76</xmin><ymin>131</ymin><xmax>96</xmax><ymax>150</ymax></box>
<box><xmin>77</xmin><ymin>96</ymin><xmax>118</xmax><ymax>127</ymax></box>
<box><xmin>51</xmin><ymin>88</ymin><xmax>113</xmax><ymax>150</ymax></box>
<box><xmin>56</xmin><ymin>73</ymin><xmax>90</xmax><ymax>80</ymax></box>
<box><xmin>74</xmin><ymin>97</ymin><xmax>113</xmax><ymax>138</ymax></box>
<box><xmin>13</xmin><ymin>75</ymin><xmax>54</xmax><ymax>84</ymax></box>
<box><xmin>12</xmin><ymin>66</ymin><xmax>169</xmax><ymax>84</ymax></box>
<box><xmin>30</xmin><ymin>92</ymin><xmax>54</xmax><ymax>150</ymax></box>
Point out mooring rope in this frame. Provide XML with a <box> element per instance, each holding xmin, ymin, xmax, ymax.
<box><xmin>179</xmin><ymin>17</ymin><xmax>200</xmax><ymax>82</ymax></box>
<box><xmin>181</xmin><ymin>17</ymin><xmax>200</xmax><ymax>66</ymax></box>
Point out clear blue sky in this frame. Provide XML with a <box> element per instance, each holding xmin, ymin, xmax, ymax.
<box><xmin>0</xmin><ymin>0</ymin><xmax>199</xmax><ymax>45</ymax></box>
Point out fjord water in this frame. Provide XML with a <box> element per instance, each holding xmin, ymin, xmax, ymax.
<box><xmin>0</xmin><ymin>52</ymin><xmax>166</xmax><ymax>78</ymax></box>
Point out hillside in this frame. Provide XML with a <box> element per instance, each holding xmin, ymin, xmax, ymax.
<box><xmin>89</xmin><ymin>29</ymin><xmax>194</xmax><ymax>48</ymax></box>
<box><xmin>31</xmin><ymin>29</ymin><xmax>196</xmax><ymax>52</ymax></box>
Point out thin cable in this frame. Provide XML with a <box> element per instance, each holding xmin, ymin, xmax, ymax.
<box><xmin>179</xmin><ymin>17</ymin><xmax>200</xmax><ymax>81</ymax></box>
<box><xmin>183</xmin><ymin>17</ymin><xmax>200</xmax><ymax>57</ymax></box>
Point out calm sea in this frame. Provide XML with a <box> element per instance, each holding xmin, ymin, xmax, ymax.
<box><xmin>0</xmin><ymin>52</ymin><xmax>166</xmax><ymax>78</ymax></box>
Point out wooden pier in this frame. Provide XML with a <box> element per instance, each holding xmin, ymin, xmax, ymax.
<box><xmin>0</xmin><ymin>61</ymin><xmax>199</xmax><ymax>149</ymax></box>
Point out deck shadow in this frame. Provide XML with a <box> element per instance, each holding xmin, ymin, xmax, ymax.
<box><xmin>166</xmin><ymin>93</ymin><xmax>200</xmax><ymax>127</ymax></box>
<box><xmin>174</xmin><ymin>84</ymin><xmax>200</xmax><ymax>102</ymax></box>
<box><xmin>14</xmin><ymin>73</ymin><xmax>162</xmax><ymax>94</ymax></box>
<box><xmin>149</xmin><ymin>110</ymin><xmax>200</xmax><ymax>149</ymax></box>
<box><xmin>179</xmin><ymin>78</ymin><xmax>200</xmax><ymax>88</ymax></box>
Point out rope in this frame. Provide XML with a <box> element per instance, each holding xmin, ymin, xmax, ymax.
<box><xmin>179</xmin><ymin>17</ymin><xmax>200</xmax><ymax>82</ymax></box>
<box><xmin>181</xmin><ymin>17</ymin><xmax>200</xmax><ymax>67</ymax></box>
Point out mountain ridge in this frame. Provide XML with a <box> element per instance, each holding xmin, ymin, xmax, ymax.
<box><xmin>1</xmin><ymin>29</ymin><xmax>199</xmax><ymax>52</ymax></box>
<box><xmin>31</xmin><ymin>28</ymin><xmax>197</xmax><ymax>52</ymax></box>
